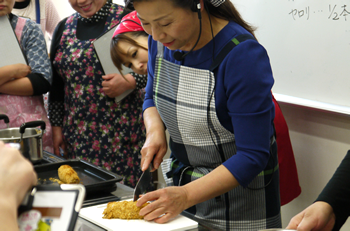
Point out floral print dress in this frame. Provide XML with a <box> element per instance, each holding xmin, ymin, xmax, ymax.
<box><xmin>52</xmin><ymin>4</ymin><xmax>145</xmax><ymax>187</ymax></box>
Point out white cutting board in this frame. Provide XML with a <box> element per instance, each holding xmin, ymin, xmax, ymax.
<box><xmin>79</xmin><ymin>202</ymin><xmax>198</xmax><ymax>231</ymax></box>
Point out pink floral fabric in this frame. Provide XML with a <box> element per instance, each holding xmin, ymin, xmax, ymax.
<box><xmin>52</xmin><ymin>5</ymin><xmax>146</xmax><ymax>187</ymax></box>
<box><xmin>0</xmin><ymin>95</ymin><xmax>53</xmax><ymax>153</ymax></box>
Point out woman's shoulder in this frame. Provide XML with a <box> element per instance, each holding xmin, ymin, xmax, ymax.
<box><xmin>218</xmin><ymin>21</ymin><xmax>265</xmax><ymax>56</ymax></box>
<box><xmin>217</xmin><ymin>21</ymin><xmax>255</xmax><ymax>44</ymax></box>
<box><xmin>11</xmin><ymin>14</ymin><xmax>42</xmax><ymax>34</ymax></box>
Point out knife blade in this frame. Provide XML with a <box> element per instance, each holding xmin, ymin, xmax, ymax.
<box><xmin>133</xmin><ymin>162</ymin><xmax>152</xmax><ymax>201</ymax></box>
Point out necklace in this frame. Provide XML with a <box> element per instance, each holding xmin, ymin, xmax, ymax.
<box><xmin>78</xmin><ymin>0</ymin><xmax>112</xmax><ymax>23</ymax></box>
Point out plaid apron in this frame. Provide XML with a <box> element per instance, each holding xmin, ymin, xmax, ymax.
<box><xmin>154</xmin><ymin>40</ymin><xmax>281</xmax><ymax>230</ymax></box>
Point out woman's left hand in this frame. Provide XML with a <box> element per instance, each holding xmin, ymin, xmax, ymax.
<box><xmin>136</xmin><ymin>186</ymin><xmax>190</xmax><ymax>224</ymax></box>
<box><xmin>102</xmin><ymin>73</ymin><xmax>136</xmax><ymax>98</ymax></box>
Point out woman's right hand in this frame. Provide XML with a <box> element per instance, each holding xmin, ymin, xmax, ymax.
<box><xmin>0</xmin><ymin>64</ymin><xmax>31</xmax><ymax>86</ymax></box>
<box><xmin>52</xmin><ymin>126</ymin><xmax>67</xmax><ymax>157</ymax></box>
<box><xmin>0</xmin><ymin>141</ymin><xmax>37</xmax><ymax>230</ymax></box>
<box><xmin>0</xmin><ymin>141</ymin><xmax>37</xmax><ymax>207</ymax></box>
<box><xmin>101</xmin><ymin>73</ymin><xmax>136</xmax><ymax>98</ymax></box>
<box><xmin>141</xmin><ymin>107</ymin><xmax>167</xmax><ymax>171</ymax></box>
<box><xmin>141</xmin><ymin>125</ymin><xmax>167</xmax><ymax>171</ymax></box>
<box><xmin>5</xmin><ymin>64</ymin><xmax>31</xmax><ymax>79</ymax></box>
<box><xmin>12</xmin><ymin>64</ymin><xmax>31</xmax><ymax>78</ymax></box>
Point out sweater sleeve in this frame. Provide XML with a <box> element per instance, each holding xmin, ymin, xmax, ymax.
<box><xmin>218</xmin><ymin>40</ymin><xmax>275</xmax><ymax>187</ymax></box>
<box><xmin>44</xmin><ymin>0</ymin><xmax>61</xmax><ymax>38</ymax></box>
<box><xmin>48</xmin><ymin>18</ymin><xmax>66</xmax><ymax>127</ymax></box>
<box><xmin>142</xmin><ymin>36</ymin><xmax>156</xmax><ymax>112</ymax></box>
<box><xmin>132</xmin><ymin>72</ymin><xmax>147</xmax><ymax>90</ymax></box>
<box><xmin>316</xmin><ymin>151</ymin><xmax>350</xmax><ymax>227</ymax></box>
<box><xmin>21</xmin><ymin>19</ymin><xmax>52</xmax><ymax>94</ymax></box>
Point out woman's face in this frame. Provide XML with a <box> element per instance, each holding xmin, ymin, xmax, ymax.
<box><xmin>68</xmin><ymin>0</ymin><xmax>106</xmax><ymax>18</ymax></box>
<box><xmin>134</xmin><ymin>0</ymin><xmax>200</xmax><ymax>51</ymax></box>
<box><xmin>117</xmin><ymin>35</ymin><xmax>149</xmax><ymax>75</ymax></box>
<box><xmin>0</xmin><ymin>0</ymin><xmax>15</xmax><ymax>16</ymax></box>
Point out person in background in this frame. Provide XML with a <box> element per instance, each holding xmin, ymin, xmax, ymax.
<box><xmin>110</xmin><ymin>10</ymin><xmax>148</xmax><ymax>76</ymax></box>
<box><xmin>111</xmin><ymin>10</ymin><xmax>301</xmax><ymax>207</ymax></box>
<box><xmin>127</xmin><ymin>0</ymin><xmax>281</xmax><ymax>230</ymax></box>
<box><xmin>12</xmin><ymin>0</ymin><xmax>60</xmax><ymax>38</ymax></box>
<box><xmin>0</xmin><ymin>0</ymin><xmax>53</xmax><ymax>153</ymax></box>
<box><xmin>12</xmin><ymin>0</ymin><xmax>61</xmax><ymax>114</ymax></box>
<box><xmin>287</xmin><ymin>150</ymin><xmax>350</xmax><ymax>231</ymax></box>
<box><xmin>273</xmin><ymin>95</ymin><xmax>301</xmax><ymax>206</ymax></box>
<box><xmin>49</xmin><ymin>0</ymin><xmax>146</xmax><ymax>188</ymax></box>
<box><xmin>0</xmin><ymin>141</ymin><xmax>37</xmax><ymax>231</ymax></box>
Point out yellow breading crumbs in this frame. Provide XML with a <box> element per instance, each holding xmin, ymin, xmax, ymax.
<box><xmin>49</xmin><ymin>177</ymin><xmax>63</xmax><ymax>184</ymax></box>
<box><xmin>102</xmin><ymin>201</ymin><xmax>150</xmax><ymax>220</ymax></box>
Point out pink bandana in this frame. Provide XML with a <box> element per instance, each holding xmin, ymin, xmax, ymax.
<box><xmin>113</xmin><ymin>11</ymin><xmax>143</xmax><ymax>37</ymax></box>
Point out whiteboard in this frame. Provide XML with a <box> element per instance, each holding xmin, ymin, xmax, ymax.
<box><xmin>231</xmin><ymin>0</ymin><xmax>350</xmax><ymax>114</ymax></box>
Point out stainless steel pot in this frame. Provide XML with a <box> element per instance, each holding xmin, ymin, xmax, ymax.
<box><xmin>0</xmin><ymin>114</ymin><xmax>46</xmax><ymax>163</ymax></box>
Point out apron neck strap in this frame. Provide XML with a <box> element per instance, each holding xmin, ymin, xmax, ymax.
<box><xmin>209</xmin><ymin>34</ymin><xmax>255</xmax><ymax>72</ymax></box>
<box><xmin>157</xmin><ymin>41</ymin><xmax>164</xmax><ymax>58</ymax></box>
<box><xmin>35</xmin><ymin>0</ymin><xmax>40</xmax><ymax>24</ymax></box>
<box><xmin>15</xmin><ymin>17</ymin><xmax>27</xmax><ymax>44</ymax></box>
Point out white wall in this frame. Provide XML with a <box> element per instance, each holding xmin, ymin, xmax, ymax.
<box><xmin>280</xmin><ymin>103</ymin><xmax>350</xmax><ymax>230</ymax></box>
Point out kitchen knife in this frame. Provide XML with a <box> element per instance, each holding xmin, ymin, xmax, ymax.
<box><xmin>133</xmin><ymin>162</ymin><xmax>152</xmax><ymax>201</ymax></box>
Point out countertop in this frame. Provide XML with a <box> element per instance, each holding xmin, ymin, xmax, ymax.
<box><xmin>39</xmin><ymin>152</ymin><xmax>216</xmax><ymax>231</ymax></box>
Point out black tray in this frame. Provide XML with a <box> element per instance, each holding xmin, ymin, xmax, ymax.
<box><xmin>34</xmin><ymin>160</ymin><xmax>123</xmax><ymax>194</ymax></box>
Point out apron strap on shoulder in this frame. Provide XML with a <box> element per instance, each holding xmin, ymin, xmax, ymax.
<box><xmin>209</xmin><ymin>34</ymin><xmax>256</xmax><ymax>72</ymax></box>
<box><xmin>15</xmin><ymin>17</ymin><xmax>27</xmax><ymax>44</ymax></box>
<box><xmin>35</xmin><ymin>0</ymin><xmax>40</xmax><ymax>24</ymax></box>
<box><xmin>156</xmin><ymin>41</ymin><xmax>164</xmax><ymax>58</ymax></box>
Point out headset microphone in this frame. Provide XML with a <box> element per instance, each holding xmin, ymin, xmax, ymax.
<box><xmin>173</xmin><ymin>1</ymin><xmax>202</xmax><ymax>61</ymax></box>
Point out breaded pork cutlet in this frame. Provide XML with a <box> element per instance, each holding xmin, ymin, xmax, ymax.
<box><xmin>103</xmin><ymin>201</ymin><xmax>149</xmax><ymax>219</ymax></box>
<box><xmin>58</xmin><ymin>165</ymin><xmax>80</xmax><ymax>184</ymax></box>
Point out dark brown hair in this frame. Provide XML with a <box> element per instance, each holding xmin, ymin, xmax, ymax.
<box><xmin>124</xmin><ymin>0</ymin><xmax>256</xmax><ymax>38</ymax></box>
<box><xmin>110</xmin><ymin>31</ymin><xmax>148</xmax><ymax>75</ymax></box>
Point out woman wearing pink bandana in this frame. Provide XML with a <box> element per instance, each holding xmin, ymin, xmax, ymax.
<box><xmin>110</xmin><ymin>11</ymin><xmax>149</xmax><ymax>78</ymax></box>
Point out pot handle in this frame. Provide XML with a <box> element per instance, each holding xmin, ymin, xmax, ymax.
<box><xmin>19</xmin><ymin>121</ymin><xmax>46</xmax><ymax>136</ymax></box>
<box><xmin>0</xmin><ymin>114</ymin><xmax>10</xmax><ymax>128</ymax></box>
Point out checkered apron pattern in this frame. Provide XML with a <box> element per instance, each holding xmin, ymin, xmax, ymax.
<box><xmin>154</xmin><ymin>42</ymin><xmax>281</xmax><ymax>230</ymax></box>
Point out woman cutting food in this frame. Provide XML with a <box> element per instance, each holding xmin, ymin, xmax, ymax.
<box><xmin>111</xmin><ymin>9</ymin><xmax>300</xmax><ymax>207</ymax></box>
<box><xmin>127</xmin><ymin>0</ymin><xmax>281</xmax><ymax>230</ymax></box>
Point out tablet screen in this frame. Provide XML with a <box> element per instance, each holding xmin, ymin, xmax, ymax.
<box><xmin>18</xmin><ymin>185</ymin><xmax>84</xmax><ymax>231</ymax></box>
